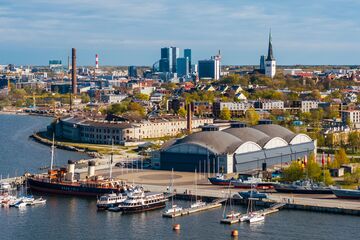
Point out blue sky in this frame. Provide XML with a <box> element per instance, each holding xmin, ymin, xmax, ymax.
<box><xmin>0</xmin><ymin>0</ymin><xmax>360</xmax><ymax>66</ymax></box>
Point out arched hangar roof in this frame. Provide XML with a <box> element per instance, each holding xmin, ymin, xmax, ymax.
<box><xmin>252</xmin><ymin>124</ymin><xmax>296</xmax><ymax>143</ymax></box>
<box><xmin>222</xmin><ymin>127</ymin><xmax>271</xmax><ymax>147</ymax></box>
<box><xmin>162</xmin><ymin>124</ymin><xmax>313</xmax><ymax>155</ymax></box>
<box><xmin>173</xmin><ymin>131</ymin><xmax>244</xmax><ymax>154</ymax></box>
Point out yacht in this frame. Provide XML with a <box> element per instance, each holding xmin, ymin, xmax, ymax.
<box><xmin>119</xmin><ymin>187</ymin><xmax>168</xmax><ymax>213</ymax></box>
<box><xmin>97</xmin><ymin>193</ymin><xmax>127</xmax><ymax>210</ymax></box>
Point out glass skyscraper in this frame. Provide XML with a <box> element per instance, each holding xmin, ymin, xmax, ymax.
<box><xmin>176</xmin><ymin>57</ymin><xmax>189</xmax><ymax>77</ymax></box>
<box><xmin>184</xmin><ymin>49</ymin><xmax>192</xmax><ymax>72</ymax></box>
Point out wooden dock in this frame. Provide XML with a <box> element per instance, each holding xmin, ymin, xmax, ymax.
<box><xmin>220</xmin><ymin>203</ymin><xmax>285</xmax><ymax>224</ymax></box>
<box><xmin>163</xmin><ymin>199</ymin><xmax>225</xmax><ymax>218</ymax></box>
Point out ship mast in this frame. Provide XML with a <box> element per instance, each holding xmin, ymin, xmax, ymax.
<box><xmin>109</xmin><ymin>138</ymin><xmax>114</xmax><ymax>179</ymax></box>
<box><xmin>50</xmin><ymin>133</ymin><xmax>55</xmax><ymax>171</ymax></box>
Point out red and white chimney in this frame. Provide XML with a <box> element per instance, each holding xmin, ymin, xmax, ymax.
<box><xmin>95</xmin><ymin>54</ymin><xmax>99</xmax><ymax>69</ymax></box>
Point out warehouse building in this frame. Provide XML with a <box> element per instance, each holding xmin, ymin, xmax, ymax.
<box><xmin>160</xmin><ymin>122</ymin><xmax>316</xmax><ymax>173</ymax></box>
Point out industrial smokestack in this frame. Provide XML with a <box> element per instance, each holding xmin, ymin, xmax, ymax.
<box><xmin>186</xmin><ymin>103</ymin><xmax>192</xmax><ymax>133</ymax></box>
<box><xmin>87</xmin><ymin>160</ymin><xmax>96</xmax><ymax>178</ymax></box>
<box><xmin>95</xmin><ymin>54</ymin><xmax>99</xmax><ymax>69</ymax></box>
<box><xmin>71</xmin><ymin>48</ymin><xmax>77</xmax><ymax>95</ymax></box>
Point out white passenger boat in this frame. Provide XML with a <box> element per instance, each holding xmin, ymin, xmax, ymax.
<box><xmin>97</xmin><ymin>193</ymin><xmax>127</xmax><ymax>210</ymax></box>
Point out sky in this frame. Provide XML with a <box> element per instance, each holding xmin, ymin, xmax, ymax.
<box><xmin>0</xmin><ymin>0</ymin><xmax>360</xmax><ymax>66</ymax></box>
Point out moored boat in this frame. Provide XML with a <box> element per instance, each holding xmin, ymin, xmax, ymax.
<box><xmin>119</xmin><ymin>187</ymin><xmax>168</xmax><ymax>213</ymax></box>
<box><xmin>208</xmin><ymin>174</ymin><xmax>235</xmax><ymax>186</ymax></box>
<box><xmin>27</xmin><ymin>161</ymin><xmax>126</xmax><ymax>197</ymax></box>
<box><xmin>239</xmin><ymin>190</ymin><xmax>268</xmax><ymax>200</ymax></box>
<box><xmin>274</xmin><ymin>180</ymin><xmax>334</xmax><ymax>194</ymax></box>
<box><xmin>247</xmin><ymin>213</ymin><xmax>265</xmax><ymax>223</ymax></box>
<box><xmin>97</xmin><ymin>193</ymin><xmax>127</xmax><ymax>210</ymax></box>
<box><xmin>332</xmin><ymin>188</ymin><xmax>360</xmax><ymax>199</ymax></box>
<box><xmin>233</xmin><ymin>177</ymin><xmax>274</xmax><ymax>190</ymax></box>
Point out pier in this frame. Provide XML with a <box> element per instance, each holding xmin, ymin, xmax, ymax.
<box><xmin>2</xmin><ymin>168</ymin><xmax>360</xmax><ymax>216</ymax></box>
<box><xmin>162</xmin><ymin>199</ymin><xmax>225</xmax><ymax>218</ymax></box>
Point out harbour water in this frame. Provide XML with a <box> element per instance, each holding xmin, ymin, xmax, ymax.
<box><xmin>0</xmin><ymin>114</ymin><xmax>359</xmax><ymax>240</ymax></box>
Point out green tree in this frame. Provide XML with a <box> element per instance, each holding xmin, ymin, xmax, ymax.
<box><xmin>219</xmin><ymin>107</ymin><xmax>231</xmax><ymax>120</ymax></box>
<box><xmin>134</xmin><ymin>93</ymin><xmax>149</xmax><ymax>101</ymax></box>
<box><xmin>80</xmin><ymin>93</ymin><xmax>90</xmax><ymax>103</ymax></box>
<box><xmin>177</xmin><ymin>107</ymin><xmax>187</xmax><ymax>118</ymax></box>
<box><xmin>305</xmin><ymin>154</ymin><xmax>321</xmax><ymax>181</ymax></box>
<box><xmin>107</xmin><ymin>102</ymin><xmax>128</xmax><ymax>115</ymax></box>
<box><xmin>128</xmin><ymin>102</ymin><xmax>146</xmax><ymax>117</ymax></box>
<box><xmin>282</xmin><ymin>161</ymin><xmax>304</xmax><ymax>182</ymax></box>
<box><xmin>348</xmin><ymin>131</ymin><xmax>360</xmax><ymax>153</ymax></box>
<box><xmin>311</xmin><ymin>89</ymin><xmax>321</xmax><ymax>100</ymax></box>
<box><xmin>343</xmin><ymin>168</ymin><xmax>360</xmax><ymax>185</ymax></box>
<box><xmin>323</xmin><ymin>170</ymin><xmax>334</xmax><ymax>185</ymax></box>
<box><xmin>331</xmin><ymin>148</ymin><xmax>349</xmax><ymax>168</ymax></box>
<box><xmin>245</xmin><ymin>108</ymin><xmax>259</xmax><ymax>125</ymax></box>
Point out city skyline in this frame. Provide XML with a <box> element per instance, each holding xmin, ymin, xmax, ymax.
<box><xmin>1</xmin><ymin>0</ymin><xmax>360</xmax><ymax>66</ymax></box>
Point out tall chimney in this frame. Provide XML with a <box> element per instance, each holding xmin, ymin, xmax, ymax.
<box><xmin>95</xmin><ymin>54</ymin><xmax>99</xmax><ymax>69</ymax></box>
<box><xmin>71</xmin><ymin>48</ymin><xmax>77</xmax><ymax>95</ymax></box>
<box><xmin>187</xmin><ymin>103</ymin><xmax>192</xmax><ymax>133</ymax></box>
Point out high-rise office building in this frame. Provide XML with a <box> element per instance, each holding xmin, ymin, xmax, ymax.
<box><xmin>198</xmin><ymin>57</ymin><xmax>220</xmax><ymax>80</ymax></box>
<box><xmin>265</xmin><ymin>31</ymin><xmax>276</xmax><ymax>78</ymax></box>
<box><xmin>128</xmin><ymin>66</ymin><xmax>137</xmax><ymax>78</ymax></box>
<box><xmin>171</xmin><ymin>47</ymin><xmax>179</xmax><ymax>73</ymax></box>
<box><xmin>160</xmin><ymin>47</ymin><xmax>172</xmax><ymax>73</ymax></box>
<box><xmin>159</xmin><ymin>58</ymin><xmax>170</xmax><ymax>72</ymax></box>
<box><xmin>184</xmin><ymin>49</ymin><xmax>192</xmax><ymax>72</ymax></box>
<box><xmin>176</xmin><ymin>57</ymin><xmax>189</xmax><ymax>77</ymax></box>
<box><xmin>259</xmin><ymin>55</ymin><xmax>265</xmax><ymax>74</ymax></box>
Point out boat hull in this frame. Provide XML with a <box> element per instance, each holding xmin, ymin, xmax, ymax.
<box><xmin>27</xmin><ymin>178</ymin><xmax>121</xmax><ymax>197</ymax></box>
<box><xmin>122</xmin><ymin>201</ymin><xmax>167</xmax><ymax>214</ymax></box>
<box><xmin>332</xmin><ymin>189</ymin><xmax>360</xmax><ymax>199</ymax></box>
<box><xmin>274</xmin><ymin>185</ymin><xmax>333</xmax><ymax>194</ymax></box>
<box><xmin>208</xmin><ymin>178</ymin><xmax>233</xmax><ymax>186</ymax></box>
<box><xmin>234</xmin><ymin>183</ymin><xmax>274</xmax><ymax>190</ymax></box>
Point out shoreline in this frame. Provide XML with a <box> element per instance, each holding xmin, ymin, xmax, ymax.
<box><xmin>0</xmin><ymin>110</ymin><xmax>54</xmax><ymax>118</ymax></box>
<box><xmin>30</xmin><ymin>132</ymin><xmax>100</xmax><ymax>158</ymax></box>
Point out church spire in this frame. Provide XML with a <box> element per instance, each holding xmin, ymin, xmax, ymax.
<box><xmin>266</xmin><ymin>29</ymin><xmax>275</xmax><ymax>61</ymax></box>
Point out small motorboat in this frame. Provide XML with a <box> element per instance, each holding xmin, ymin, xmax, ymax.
<box><xmin>226</xmin><ymin>211</ymin><xmax>241</xmax><ymax>219</ymax></box>
<box><xmin>15</xmin><ymin>201</ymin><xmax>27</xmax><ymax>208</ymax></box>
<box><xmin>190</xmin><ymin>200</ymin><xmax>206</xmax><ymax>209</ymax></box>
<box><xmin>239</xmin><ymin>213</ymin><xmax>254</xmax><ymax>222</ymax></box>
<box><xmin>32</xmin><ymin>197</ymin><xmax>47</xmax><ymax>205</ymax></box>
<box><xmin>164</xmin><ymin>204</ymin><xmax>183</xmax><ymax>214</ymax></box>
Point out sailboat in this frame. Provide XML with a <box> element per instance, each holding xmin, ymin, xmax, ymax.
<box><xmin>190</xmin><ymin>169</ymin><xmax>206</xmax><ymax>208</ymax></box>
<box><xmin>223</xmin><ymin>182</ymin><xmax>241</xmax><ymax>219</ymax></box>
<box><xmin>163</xmin><ymin>169</ymin><xmax>183</xmax><ymax>215</ymax></box>
<box><xmin>239</xmin><ymin>184</ymin><xmax>265</xmax><ymax>223</ymax></box>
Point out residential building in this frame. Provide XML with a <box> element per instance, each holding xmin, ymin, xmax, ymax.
<box><xmin>213</xmin><ymin>102</ymin><xmax>252</xmax><ymax>118</ymax></box>
<box><xmin>101</xmin><ymin>94</ymin><xmax>127</xmax><ymax>104</ymax></box>
<box><xmin>253</xmin><ymin>100</ymin><xmax>284</xmax><ymax>110</ymax></box>
<box><xmin>342</xmin><ymin>110</ymin><xmax>360</xmax><ymax>125</ymax></box>
<box><xmin>52</xmin><ymin>116</ymin><xmax>213</xmax><ymax>144</ymax></box>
